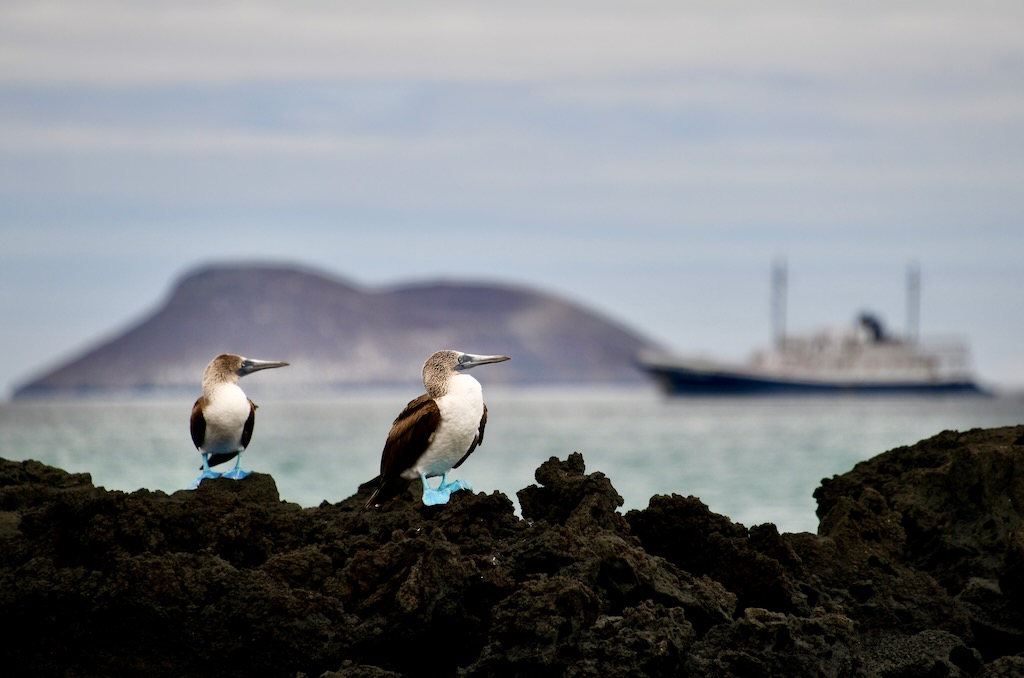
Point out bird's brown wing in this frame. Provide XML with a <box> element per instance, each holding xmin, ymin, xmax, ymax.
<box><xmin>453</xmin><ymin>402</ymin><xmax>487</xmax><ymax>470</ymax></box>
<box><xmin>364</xmin><ymin>394</ymin><xmax>441</xmax><ymax>507</ymax></box>
<box><xmin>189</xmin><ymin>397</ymin><xmax>207</xmax><ymax>449</ymax></box>
<box><xmin>239</xmin><ymin>399</ymin><xmax>258</xmax><ymax>449</ymax></box>
<box><xmin>380</xmin><ymin>394</ymin><xmax>440</xmax><ymax>478</ymax></box>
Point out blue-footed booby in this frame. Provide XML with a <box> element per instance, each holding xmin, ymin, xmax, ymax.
<box><xmin>189</xmin><ymin>354</ymin><xmax>289</xmax><ymax>488</ymax></box>
<box><xmin>363</xmin><ymin>350</ymin><xmax>510</xmax><ymax>507</ymax></box>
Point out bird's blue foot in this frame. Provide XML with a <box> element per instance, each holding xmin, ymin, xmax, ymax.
<box><xmin>438</xmin><ymin>478</ymin><xmax>472</xmax><ymax>494</ymax></box>
<box><xmin>188</xmin><ymin>469</ymin><xmax>221</xmax><ymax>490</ymax></box>
<box><xmin>421</xmin><ymin>486</ymin><xmax>453</xmax><ymax>505</ymax></box>
<box><xmin>418</xmin><ymin>473</ymin><xmax>472</xmax><ymax>505</ymax></box>
<box><xmin>220</xmin><ymin>468</ymin><xmax>251</xmax><ymax>480</ymax></box>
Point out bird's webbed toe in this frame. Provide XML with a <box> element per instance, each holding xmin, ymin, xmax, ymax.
<box><xmin>188</xmin><ymin>468</ymin><xmax>221</xmax><ymax>490</ymax></box>
<box><xmin>421</xmin><ymin>486</ymin><xmax>453</xmax><ymax>505</ymax></box>
<box><xmin>438</xmin><ymin>477</ymin><xmax>472</xmax><ymax>493</ymax></box>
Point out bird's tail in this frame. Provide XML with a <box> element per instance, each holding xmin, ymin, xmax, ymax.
<box><xmin>201</xmin><ymin>452</ymin><xmax>239</xmax><ymax>470</ymax></box>
<box><xmin>361</xmin><ymin>475</ymin><xmax>412</xmax><ymax>509</ymax></box>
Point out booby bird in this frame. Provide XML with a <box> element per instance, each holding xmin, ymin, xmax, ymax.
<box><xmin>189</xmin><ymin>353</ymin><xmax>289</xmax><ymax>488</ymax></box>
<box><xmin>363</xmin><ymin>350</ymin><xmax>510</xmax><ymax>507</ymax></box>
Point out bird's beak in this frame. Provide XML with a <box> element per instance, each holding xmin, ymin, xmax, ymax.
<box><xmin>239</xmin><ymin>358</ymin><xmax>290</xmax><ymax>376</ymax></box>
<box><xmin>458</xmin><ymin>353</ymin><xmax>511</xmax><ymax>370</ymax></box>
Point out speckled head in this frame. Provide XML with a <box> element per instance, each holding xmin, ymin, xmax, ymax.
<box><xmin>203</xmin><ymin>354</ymin><xmax>290</xmax><ymax>386</ymax></box>
<box><xmin>422</xmin><ymin>350</ymin><xmax>510</xmax><ymax>397</ymax></box>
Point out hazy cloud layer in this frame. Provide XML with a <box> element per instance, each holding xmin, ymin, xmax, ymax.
<box><xmin>1</xmin><ymin>1</ymin><xmax>1023</xmax><ymax>394</ymax></box>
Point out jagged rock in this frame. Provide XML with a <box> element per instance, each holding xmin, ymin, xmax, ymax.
<box><xmin>626</xmin><ymin>494</ymin><xmax>803</xmax><ymax>614</ymax></box>
<box><xmin>815</xmin><ymin>424</ymin><xmax>1024</xmax><ymax>660</ymax></box>
<box><xmin>979</xmin><ymin>655</ymin><xmax>1024</xmax><ymax>677</ymax></box>
<box><xmin>686</xmin><ymin>607</ymin><xmax>860</xmax><ymax>677</ymax></box>
<box><xmin>857</xmin><ymin>629</ymin><xmax>982</xmax><ymax>678</ymax></box>
<box><xmin>2</xmin><ymin>425</ymin><xmax>1024</xmax><ymax>676</ymax></box>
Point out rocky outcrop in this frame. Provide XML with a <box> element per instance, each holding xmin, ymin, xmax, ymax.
<box><xmin>2</xmin><ymin>425</ymin><xmax>1023</xmax><ymax>676</ymax></box>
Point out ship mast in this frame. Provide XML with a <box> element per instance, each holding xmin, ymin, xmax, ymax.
<box><xmin>906</xmin><ymin>263</ymin><xmax>920</xmax><ymax>343</ymax></box>
<box><xmin>772</xmin><ymin>258</ymin><xmax>787</xmax><ymax>348</ymax></box>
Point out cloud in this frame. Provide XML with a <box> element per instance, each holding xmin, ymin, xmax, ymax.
<box><xmin>1</xmin><ymin>2</ymin><xmax>1022</xmax><ymax>84</ymax></box>
<box><xmin>1</xmin><ymin>1</ymin><xmax>1023</xmax><ymax>393</ymax></box>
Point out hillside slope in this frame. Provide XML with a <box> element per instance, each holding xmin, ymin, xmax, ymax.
<box><xmin>14</xmin><ymin>263</ymin><xmax>657</xmax><ymax>396</ymax></box>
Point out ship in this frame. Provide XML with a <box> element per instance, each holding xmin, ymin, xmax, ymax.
<box><xmin>637</xmin><ymin>264</ymin><xmax>984</xmax><ymax>395</ymax></box>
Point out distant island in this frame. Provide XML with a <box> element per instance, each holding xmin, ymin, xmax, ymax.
<box><xmin>13</xmin><ymin>263</ymin><xmax>659</xmax><ymax>398</ymax></box>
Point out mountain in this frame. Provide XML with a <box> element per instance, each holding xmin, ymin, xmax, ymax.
<box><xmin>13</xmin><ymin>263</ymin><xmax>659</xmax><ymax>397</ymax></box>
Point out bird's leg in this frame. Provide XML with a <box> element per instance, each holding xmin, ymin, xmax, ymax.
<box><xmin>437</xmin><ymin>472</ymin><xmax>472</xmax><ymax>494</ymax></box>
<box><xmin>188</xmin><ymin>453</ymin><xmax>222</xmax><ymax>489</ymax></box>
<box><xmin>220</xmin><ymin>452</ymin><xmax>251</xmax><ymax>480</ymax></box>
<box><xmin>420</xmin><ymin>473</ymin><xmax>452</xmax><ymax>506</ymax></box>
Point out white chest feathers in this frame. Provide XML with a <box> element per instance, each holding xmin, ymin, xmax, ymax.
<box><xmin>201</xmin><ymin>383</ymin><xmax>251</xmax><ymax>452</ymax></box>
<box><xmin>411</xmin><ymin>374</ymin><xmax>484</xmax><ymax>478</ymax></box>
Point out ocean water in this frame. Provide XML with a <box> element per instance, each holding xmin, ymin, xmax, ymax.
<box><xmin>1</xmin><ymin>388</ymin><xmax>1022</xmax><ymax>534</ymax></box>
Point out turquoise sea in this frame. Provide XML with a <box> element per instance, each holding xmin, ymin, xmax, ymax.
<box><xmin>2</xmin><ymin>388</ymin><xmax>1022</xmax><ymax>534</ymax></box>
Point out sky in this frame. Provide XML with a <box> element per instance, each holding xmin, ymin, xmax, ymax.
<box><xmin>1</xmin><ymin>1</ymin><xmax>1023</xmax><ymax>398</ymax></box>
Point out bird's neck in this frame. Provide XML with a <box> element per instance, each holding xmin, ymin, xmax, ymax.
<box><xmin>426</xmin><ymin>372</ymin><xmax>479</xmax><ymax>399</ymax></box>
<box><xmin>433</xmin><ymin>373</ymin><xmax>482</xmax><ymax>401</ymax></box>
<box><xmin>203</xmin><ymin>373</ymin><xmax>239</xmax><ymax>397</ymax></box>
<box><xmin>426</xmin><ymin>381</ymin><xmax>447</xmax><ymax>398</ymax></box>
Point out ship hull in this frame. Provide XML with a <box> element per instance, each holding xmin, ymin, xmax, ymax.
<box><xmin>638</xmin><ymin>360</ymin><xmax>984</xmax><ymax>396</ymax></box>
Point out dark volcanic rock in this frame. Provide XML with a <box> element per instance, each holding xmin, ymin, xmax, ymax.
<box><xmin>816</xmin><ymin>425</ymin><xmax>1024</xmax><ymax>661</ymax></box>
<box><xmin>2</xmin><ymin>425</ymin><xmax>1024</xmax><ymax>676</ymax></box>
<box><xmin>14</xmin><ymin>263</ymin><xmax>657</xmax><ymax>397</ymax></box>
